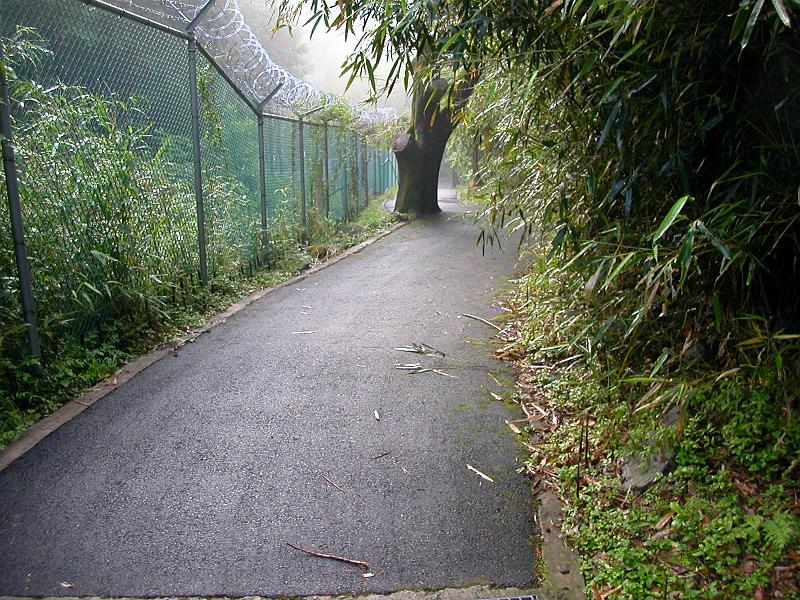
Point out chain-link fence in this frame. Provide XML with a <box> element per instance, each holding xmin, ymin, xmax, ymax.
<box><xmin>0</xmin><ymin>0</ymin><xmax>398</xmax><ymax>361</ymax></box>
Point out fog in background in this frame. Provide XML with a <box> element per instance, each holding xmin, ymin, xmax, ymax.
<box><xmin>237</xmin><ymin>0</ymin><xmax>410</xmax><ymax>114</ymax></box>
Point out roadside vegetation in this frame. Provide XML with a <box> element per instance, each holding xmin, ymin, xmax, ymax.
<box><xmin>0</xmin><ymin>30</ymin><xmax>396</xmax><ymax>448</ymax></box>
<box><xmin>443</xmin><ymin>2</ymin><xmax>800</xmax><ymax>597</ymax></box>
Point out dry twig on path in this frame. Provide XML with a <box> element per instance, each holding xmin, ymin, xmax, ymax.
<box><xmin>466</xmin><ymin>464</ymin><xmax>495</xmax><ymax>483</ymax></box>
<box><xmin>321</xmin><ymin>474</ymin><xmax>345</xmax><ymax>492</ymax></box>
<box><xmin>394</xmin><ymin>343</ymin><xmax>446</xmax><ymax>357</ymax></box>
<box><xmin>285</xmin><ymin>542</ymin><xmax>369</xmax><ymax>568</ymax></box>
<box><xmin>459</xmin><ymin>313</ymin><xmax>502</xmax><ymax>331</ymax></box>
<box><xmin>394</xmin><ymin>363</ymin><xmax>457</xmax><ymax>378</ymax></box>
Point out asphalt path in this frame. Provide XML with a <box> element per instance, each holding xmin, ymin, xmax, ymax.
<box><xmin>0</xmin><ymin>191</ymin><xmax>537</xmax><ymax>597</ymax></box>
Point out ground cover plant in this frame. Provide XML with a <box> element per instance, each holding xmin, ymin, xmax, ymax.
<box><xmin>493</xmin><ymin>257</ymin><xmax>799</xmax><ymax>597</ymax></box>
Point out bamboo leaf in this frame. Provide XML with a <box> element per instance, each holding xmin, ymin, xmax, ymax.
<box><xmin>696</xmin><ymin>221</ymin><xmax>731</xmax><ymax>260</ymax></box>
<box><xmin>599</xmin><ymin>76</ymin><xmax>625</xmax><ymax>105</ymax></box>
<box><xmin>652</xmin><ymin>195</ymin><xmax>691</xmax><ymax>241</ymax></box>
<box><xmin>730</xmin><ymin>1</ymin><xmax>751</xmax><ymax>42</ymax></box>
<box><xmin>742</xmin><ymin>0</ymin><xmax>766</xmax><ymax>49</ymax></box>
<box><xmin>604</xmin><ymin>252</ymin><xmax>637</xmax><ymax>288</ymax></box>
<box><xmin>564</xmin><ymin>52</ymin><xmax>598</xmax><ymax>95</ymax></box>
<box><xmin>597</xmin><ymin>100</ymin><xmax>620</xmax><ymax>148</ymax></box>
<box><xmin>771</xmin><ymin>0</ymin><xmax>792</xmax><ymax>26</ymax></box>
<box><xmin>439</xmin><ymin>30</ymin><xmax>463</xmax><ymax>54</ymax></box>
<box><xmin>81</xmin><ymin>281</ymin><xmax>103</xmax><ymax>297</ymax></box>
<box><xmin>678</xmin><ymin>226</ymin><xmax>695</xmax><ymax>287</ymax></box>
<box><xmin>650</xmin><ymin>350</ymin><xmax>670</xmax><ymax>377</ymax></box>
<box><xmin>592</xmin><ymin>315</ymin><xmax>616</xmax><ymax>344</ymax></box>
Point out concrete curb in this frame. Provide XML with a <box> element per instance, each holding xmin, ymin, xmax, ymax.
<box><xmin>0</xmin><ymin>583</ymin><xmax>568</xmax><ymax>600</ymax></box>
<box><xmin>537</xmin><ymin>491</ymin><xmax>585</xmax><ymax>600</ymax></box>
<box><xmin>0</xmin><ymin>219</ymin><xmax>408</xmax><ymax>473</ymax></box>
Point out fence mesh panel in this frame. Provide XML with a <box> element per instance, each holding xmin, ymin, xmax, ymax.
<box><xmin>197</xmin><ymin>55</ymin><xmax>261</xmax><ymax>277</ymax></box>
<box><xmin>0</xmin><ymin>0</ymin><xmax>397</xmax><ymax>358</ymax></box>
<box><xmin>1</xmin><ymin>0</ymin><xmax>200</xmax><ymax>337</ymax></box>
<box><xmin>303</xmin><ymin>122</ymin><xmax>324</xmax><ymax>221</ymax></box>
<box><xmin>328</xmin><ymin>127</ymin><xmax>348</xmax><ymax>222</ymax></box>
<box><xmin>262</xmin><ymin>117</ymin><xmax>298</xmax><ymax>225</ymax></box>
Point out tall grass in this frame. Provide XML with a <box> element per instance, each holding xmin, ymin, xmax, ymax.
<box><xmin>450</xmin><ymin>0</ymin><xmax>800</xmax><ymax>400</ymax></box>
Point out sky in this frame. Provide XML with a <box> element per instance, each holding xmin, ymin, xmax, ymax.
<box><xmin>237</xmin><ymin>0</ymin><xmax>410</xmax><ymax>113</ymax></box>
<box><xmin>298</xmin><ymin>17</ymin><xmax>411</xmax><ymax>113</ymax></box>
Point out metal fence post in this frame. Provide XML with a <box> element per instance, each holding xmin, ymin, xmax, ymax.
<box><xmin>257</xmin><ymin>113</ymin><xmax>268</xmax><ymax>248</ymax></box>
<box><xmin>187</xmin><ymin>33</ymin><xmax>208</xmax><ymax>286</ymax></box>
<box><xmin>323</xmin><ymin>121</ymin><xmax>330</xmax><ymax>218</ymax></box>
<box><xmin>297</xmin><ymin>106</ymin><xmax>325</xmax><ymax>235</ymax></box>
<box><xmin>343</xmin><ymin>151</ymin><xmax>350</xmax><ymax>221</ymax></box>
<box><xmin>298</xmin><ymin>116</ymin><xmax>306</xmax><ymax>234</ymax></box>
<box><xmin>372</xmin><ymin>148</ymin><xmax>377</xmax><ymax>195</ymax></box>
<box><xmin>0</xmin><ymin>46</ymin><xmax>41</xmax><ymax>361</ymax></box>
<box><xmin>353</xmin><ymin>131</ymin><xmax>360</xmax><ymax>209</ymax></box>
<box><xmin>256</xmin><ymin>84</ymin><xmax>282</xmax><ymax>252</ymax></box>
<box><xmin>362</xmin><ymin>137</ymin><xmax>369</xmax><ymax>205</ymax></box>
<box><xmin>185</xmin><ymin>0</ymin><xmax>216</xmax><ymax>286</ymax></box>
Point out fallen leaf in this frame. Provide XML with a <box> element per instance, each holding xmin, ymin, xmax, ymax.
<box><xmin>650</xmin><ymin>527</ymin><xmax>673</xmax><ymax>540</ymax></box>
<box><xmin>599</xmin><ymin>585</ymin><xmax>623</xmax><ymax>598</ymax></box>
<box><xmin>733</xmin><ymin>478</ymin><xmax>756</xmax><ymax>496</ymax></box>
<box><xmin>467</xmin><ymin>464</ymin><xmax>495</xmax><ymax>483</ymax></box>
<box><xmin>655</xmin><ymin>510</ymin><xmax>675</xmax><ymax>530</ymax></box>
<box><xmin>505</xmin><ymin>420</ymin><xmax>522</xmax><ymax>434</ymax></box>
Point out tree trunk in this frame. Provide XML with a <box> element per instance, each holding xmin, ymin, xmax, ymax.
<box><xmin>393</xmin><ymin>129</ymin><xmax>450</xmax><ymax>214</ymax></box>
<box><xmin>391</xmin><ymin>76</ymin><xmax>473</xmax><ymax>214</ymax></box>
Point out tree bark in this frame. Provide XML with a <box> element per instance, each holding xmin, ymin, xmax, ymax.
<box><xmin>392</xmin><ymin>76</ymin><xmax>474</xmax><ymax>214</ymax></box>
<box><xmin>393</xmin><ymin>127</ymin><xmax>450</xmax><ymax>214</ymax></box>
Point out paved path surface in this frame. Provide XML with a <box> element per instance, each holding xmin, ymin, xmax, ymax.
<box><xmin>0</xmin><ymin>192</ymin><xmax>537</xmax><ymax>597</ymax></box>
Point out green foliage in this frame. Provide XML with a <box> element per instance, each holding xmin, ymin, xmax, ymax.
<box><xmin>453</xmin><ymin>1</ymin><xmax>799</xmax><ymax>330</ymax></box>
<box><xmin>445</xmin><ymin>16</ymin><xmax>800</xmax><ymax>596</ymax></box>
<box><xmin>506</xmin><ymin>251</ymin><xmax>800</xmax><ymax>597</ymax></box>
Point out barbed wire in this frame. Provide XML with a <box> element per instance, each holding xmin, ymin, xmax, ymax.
<box><xmin>107</xmin><ymin>0</ymin><xmax>382</xmax><ymax>121</ymax></box>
